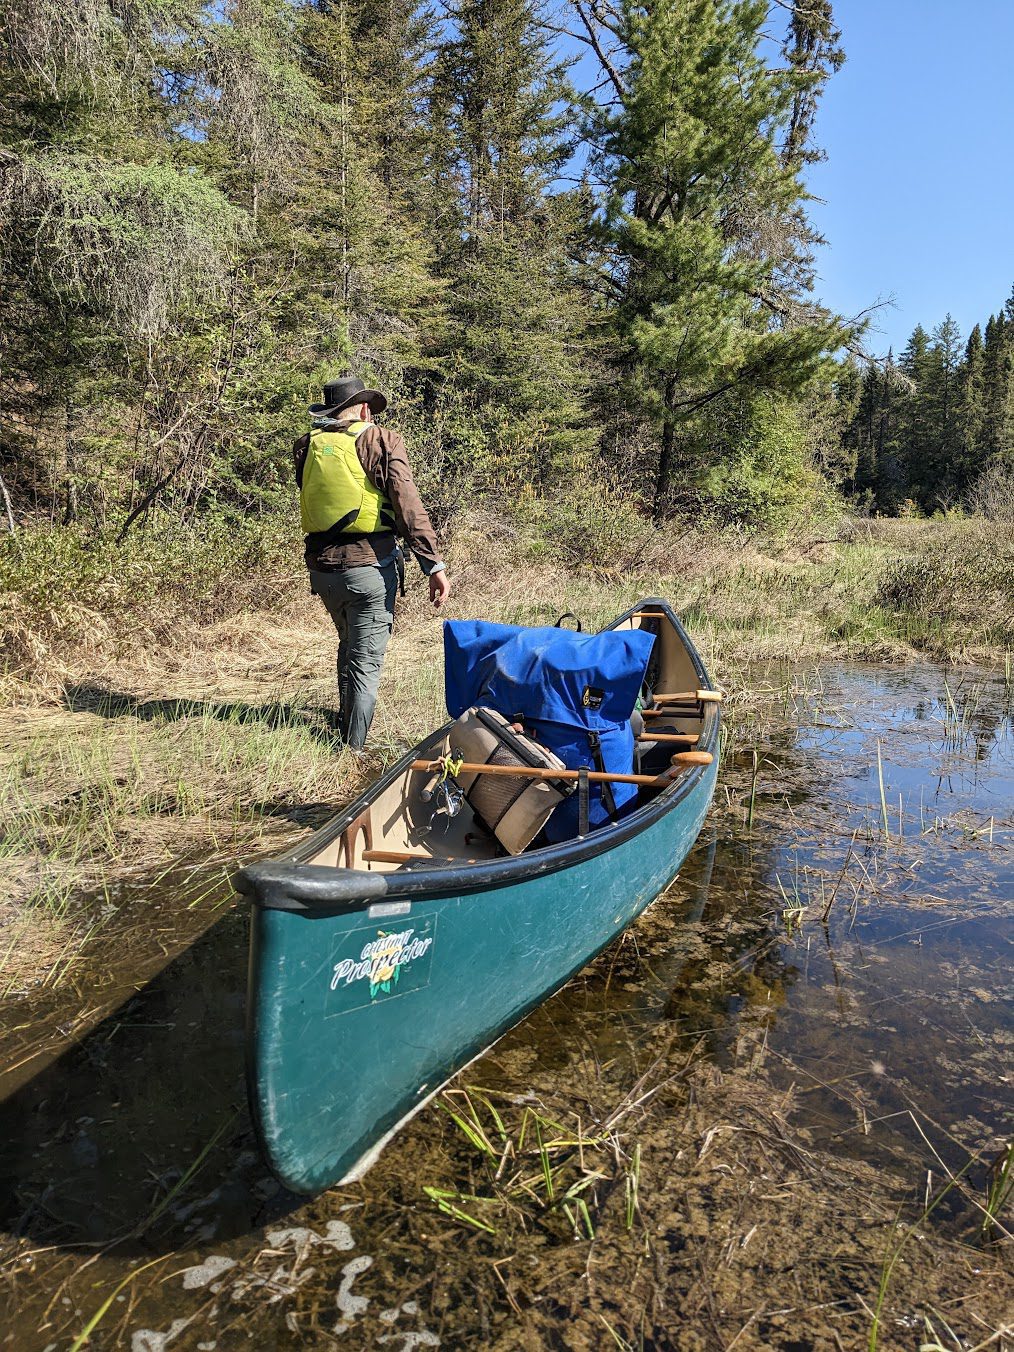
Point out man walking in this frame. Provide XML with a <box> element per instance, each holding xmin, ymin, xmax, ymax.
<box><xmin>294</xmin><ymin>376</ymin><xmax>450</xmax><ymax>748</ymax></box>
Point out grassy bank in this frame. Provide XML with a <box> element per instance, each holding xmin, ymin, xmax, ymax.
<box><xmin>3</xmin><ymin>510</ymin><xmax>1013</xmax><ymax>694</ymax></box>
<box><xmin>1</xmin><ymin>509</ymin><xmax>1012</xmax><ymax>984</ymax></box>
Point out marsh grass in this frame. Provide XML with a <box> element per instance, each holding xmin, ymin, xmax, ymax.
<box><xmin>0</xmin><ymin>676</ymin><xmax>380</xmax><ymax>994</ymax></box>
<box><xmin>982</xmin><ymin>1141</ymin><xmax>1013</xmax><ymax>1242</ymax></box>
<box><xmin>4</xmin><ymin>515</ymin><xmax>1014</xmax><ymax>704</ymax></box>
<box><xmin>424</xmin><ymin>1087</ymin><xmax>612</xmax><ymax>1241</ymax></box>
<box><xmin>868</xmin><ymin>1143</ymin><xmax>994</xmax><ymax>1352</ymax></box>
<box><xmin>3</xmin><ymin>512</ymin><xmax>1013</xmax><ymax>988</ymax></box>
<box><xmin>67</xmin><ymin>1256</ymin><xmax>170</xmax><ymax>1352</ymax></box>
<box><xmin>876</xmin><ymin>740</ymin><xmax>890</xmax><ymax>842</ymax></box>
<box><xmin>919</xmin><ymin>1313</ymin><xmax>1012</xmax><ymax>1352</ymax></box>
<box><xmin>0</xmin><ymin>690</ymin><xmax>357</xmax><ymax>907</ymax></box>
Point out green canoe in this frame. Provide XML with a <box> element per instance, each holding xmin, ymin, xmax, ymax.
<box><xmin>236</xmin><ymin>598</ymin><xmax>719</xmax><ymax>1194</ymax></box>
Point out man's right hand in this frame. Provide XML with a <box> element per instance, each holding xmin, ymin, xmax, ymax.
<box><xmin>429</xmin><ymin>570</ymin><xmax>450</xmax><ymax>608</ymax></box>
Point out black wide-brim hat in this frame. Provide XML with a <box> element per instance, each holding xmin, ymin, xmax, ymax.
<box><xmin>309</xmin><ymin>375</ymin><xmax>388</xmax><ymax>417</ymax></box>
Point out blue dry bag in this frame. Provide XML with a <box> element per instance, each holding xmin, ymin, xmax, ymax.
<box><xmin>443</xmin><ymin>619</ymin><xmax>656</xmax><ymax>841</ymax></box>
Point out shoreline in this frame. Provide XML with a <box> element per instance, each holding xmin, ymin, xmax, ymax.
<box><xmin>3</xmin><ymin>515</ymin><xmax>1012</xmax><ymax>994</ymax></box>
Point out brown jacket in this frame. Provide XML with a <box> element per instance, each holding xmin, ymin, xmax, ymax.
<box><xmin>293</xmin><ymin>418</ymin><xmax>441</xmax><ymax>573</ymax></box>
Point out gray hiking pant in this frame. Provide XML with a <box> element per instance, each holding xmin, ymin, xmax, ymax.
<box><xmin>310</xmin><ymin>561</ymin><xmax>397</xmax><ymax>748</ymax></box>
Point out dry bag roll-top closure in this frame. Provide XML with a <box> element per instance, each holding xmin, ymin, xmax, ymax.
<box><xmin>300</xmin><ymin>422</ymin><xmax>395</xmax><ymax>537</ymax></box>
<box><xmin>442</xmin><ymin>620</ymin><xmax>657</xmax><ymax>853</ymax></box>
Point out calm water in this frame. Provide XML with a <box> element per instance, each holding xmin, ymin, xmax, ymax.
<box><xmin>0</xmin><ymin>663</ymin><xmax>1011</xmax><ymax>1349</ymax></box>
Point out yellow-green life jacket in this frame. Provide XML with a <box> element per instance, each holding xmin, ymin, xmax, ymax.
<box><xmin>299</xmin><ymin>422</ymin><xmax>395</xmax><ymax>536</ymax></box>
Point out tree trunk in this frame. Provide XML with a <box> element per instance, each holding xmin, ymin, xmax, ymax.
<box><xmin>115</xmin><ymin>450</ymin><xmax>189</xmax><ymax>543</ymax></box>
<box><xmin>62</xmin><ymin>393</ymin><xmax>78</xmax><ymax>525</ymax></box>
<box><xmin>0</xmin><ymin>471</ymin><xmax>19</xmax><ymax>550</ymax></box>
<box><xmin>653</xmin><ymin>379</ymin><xmax>677</xmax><ymax>519</ymax></box>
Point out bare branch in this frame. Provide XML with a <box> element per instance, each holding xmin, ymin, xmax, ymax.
<box><xmin>570</xmin><ymin>0</ymin><xmax>625</xmax><ymax>100</ymax></box>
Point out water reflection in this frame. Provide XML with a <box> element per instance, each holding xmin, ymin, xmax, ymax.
<box><xmin>0</xmin><ymin>907</ymin><xmax>294</xmax><ymax>1257</ymax></box>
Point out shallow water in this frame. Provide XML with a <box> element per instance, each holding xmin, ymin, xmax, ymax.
<box><xmin>1</xmin><ymin>662</ymin><xmax>1011</xmax><ymax>1349</ymax></box>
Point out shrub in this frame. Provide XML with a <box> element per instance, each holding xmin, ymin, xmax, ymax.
<box><xmin>967</xmin><ymin>460</ymin><xmax>1014</xmax><ymax>525</ymax></box>
<box><xmin>0</xmin><ymin>511</ymin><xmax>295</xmax><ymax>680</ymax></box>
<box><xmin>876</xmin><ymin>522</ymin><xmax>1014</xmax><ymax>649</ymax></box>
<box><xmin>695</xmin><ymin>394</ymin><xmax>841</xmax><ymax>533</ymax></box>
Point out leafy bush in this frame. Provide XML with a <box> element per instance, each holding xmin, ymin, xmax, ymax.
<box><xmin>696</xmin><ymin>394</ymin><xmax>839</xmax><ymax>532</ymax></box>
<box><xmin>508</xmin><ymin>476</ymin><xmax>673</xmax><ymax>572</ymax></box>
<box><xmin>0</xmin><ymin>512</ymin><xmax>295</xmax><ymax>679</ymax></box>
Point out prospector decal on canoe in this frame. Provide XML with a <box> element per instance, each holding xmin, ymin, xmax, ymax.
<box><xmin>238</xmin><ymin>597</ymin><xmax>720</xmax><ymax>1195</ymax></box>
<box><xmin>328</xmin><ymin>919</ymin><xmax>436</xmax><ymax>1011</ymax></box>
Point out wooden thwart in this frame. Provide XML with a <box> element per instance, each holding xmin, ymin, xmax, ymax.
<box><xmin>363</xmin><ymin>848</ymin><xmax>431</xmax><ymax>865</ymax></box>
<box><xmin>361</xmin><ymin>848</ymin><xmax>481</xmax><ymax>866</ymax></box>
<box><xmin>651</xmin><ymin>689</ymin><xmax>723</xmax><ymax>705</ymax></box>
<box><xmin>637</xmin><ymin>732</ymin><xmax>699</xmax><ymax>745</ymax></box>
<box><xmin>410</xmin><ymin>751</ymin><xmax>713</xmax><ymax>788</ymax></box>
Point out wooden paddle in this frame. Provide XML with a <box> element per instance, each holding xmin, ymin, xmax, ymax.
<box><xmin>370</xmin><ymin>752</ymin><xmax>716</xmax><ymax>866</ymax></box>
<box><xmin>409</xmin><ymin>751</ymin><xmax>713</xmax><ymax>788</ymax></box>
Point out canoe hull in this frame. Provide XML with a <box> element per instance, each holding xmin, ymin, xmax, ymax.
<box><xmin>247</xmin><ymin>757</ymin><xmax>716</xmax><ymax>1194</ymax></box>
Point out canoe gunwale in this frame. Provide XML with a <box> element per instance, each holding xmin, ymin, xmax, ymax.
<box><xmin>235</xmin><ymin>597</ymin><xmax>717</xmax><ymax>916</ymax></box>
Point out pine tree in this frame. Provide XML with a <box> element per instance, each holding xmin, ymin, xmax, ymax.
<box><xmin>434</xmin><ymin>0</ymin><xmax>594</xmax><ymax>486</ymax></box>
<box><xmin>981</xmin><ymin>311</ymin><xmax>1012</xmax><ymax>463</ymax></box>
<box><xmin>0</xmin><ymin>0</ymin><xmax>244</xmax><ymax>529</ymax></box>
<box><xmin>874</xmin><ymin>353</ymin><xmax>906</xmax><ymax>512</ymax></box>
<box><xmin>957</xmin><ymin>323</ymin><xmax>986</xmax><ymax>491</ymax></box>
<box><xmin>290</xmin><ymin>0</ymin><xmax>444</xmax><ymax>388</ymax></box>
<box><xmin>841</xmin><ymin>362</ymin><xmax>881</xmax><ymax>506</ymax></box>
<box><xmin>592</xmin><ymin>0</ymin><xmax>849</xmax><ymax>515</ymax></box>
<box><xmin>895</xmin><ymin>324</ymin><xmax>930</xmax><ymax>507</ymax></box>
<box><xmin>781</xmin><ymin>0</ymin><xmax>845</xmax><ymax>172</ymax></box>
<box><xmin>923</xmin><ymin>314</ymin><xmax>963</xmax><ymax>507</ymax></box>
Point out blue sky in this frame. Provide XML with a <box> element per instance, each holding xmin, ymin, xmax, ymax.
<box><xmin>807</xmin><ymin>0</ymin><xmax>1014</xmax><ymax>356</ymax></box>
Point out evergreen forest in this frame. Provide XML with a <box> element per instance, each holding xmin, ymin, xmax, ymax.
<box><xmin>2</xmin><ymin>0</ymin><xmax>1013</xmax><ymax>559</ymax></box>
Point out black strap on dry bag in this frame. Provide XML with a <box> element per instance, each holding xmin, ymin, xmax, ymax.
<box><xmin>586</xmin><ymin>730</ymin><xmax>618</xmax><ymax>820</ymax></box>
<box><xmin>578</xmin><ymin>765</ymin><xmax>590</xmax><ymax>836</ymax></box>
<box><xmin>554</xmin><ymin>612</ymin><xmax>582</xmax><ymax>631</ymax></box>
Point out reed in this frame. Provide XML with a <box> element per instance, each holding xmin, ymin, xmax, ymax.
<box><xmin>624</xmin><ymin>1142</ymin><xmax>641</xmax><ymax>1231</ymax></box>
<box><xmin>868</xmin><ymin>1155</ymin><xmax>979</xmax><ymax>1352</ymax></box>
<box><xmin>982</xmin><ymin>1140</ymin><xmax>1013</xmax><ymax>1242</ymax></box>
<box><xmin>747</xmin><ymin>749</ymin><xmax>759</xmax><ymax>831</ymax></box>
<box><xmin>598</xmin><ymin>1313</ymin><xmax>634</xmax><ymax>1351</ymax></box>
<box><xmin>917</xmin><ymin>1312</ymin><xmax>1010</xmax><ymax>1352</ymax></box>
<box><xmin>876</xmin><ymin>740</ymin><xmax>890</xmax><ymax>842</ymax></box>
<box><xmin>426</xmin><ymin>1086</ymin><xmax>617</xmax><ymax>1242</ymax></box>
<box><xmin>68</xmin><ymin>1257</ymin><xmax>169</xmax><ymax>1352</ymax></box>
